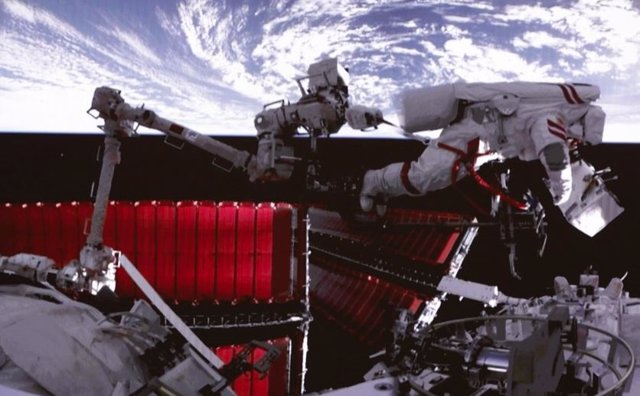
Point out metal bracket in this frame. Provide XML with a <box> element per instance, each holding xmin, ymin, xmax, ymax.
<box><xmin>163</xmin><ymin>135</ymin><xmax>185</xmax><ymax>150</ymax></box>
<box><xmin>211</xmin><ymin>157</ymin><xmax>233</xmax><ymax>173</ymax></box>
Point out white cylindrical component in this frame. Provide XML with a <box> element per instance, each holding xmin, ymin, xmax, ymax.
<box><xmin>87</xmin><ymin>136</ymin><xmax>120</xmax><ymax>247</ymax></box>
<box><xmin>400</xmin><ymin>84</ymin><xmax>458</xmax><ymax>132</ymax></box>
<box><xmin>149</xmin><ymin>115</ymin><xmax>252</xmax><ymax>171</ymax></box>
<box><xmin>346</xmin><ymin>105</ymin><xmax>383</xmax><ymax>130</ymax></box>
<box><xmin>1</xmin><ymin>253</ymin><xmax>54</xmax><ymax>282</ymax></box>
<box><xmin>474</xmin><ymin>347</ymin><xmax>510</xmax><ymax>373</ymax></box>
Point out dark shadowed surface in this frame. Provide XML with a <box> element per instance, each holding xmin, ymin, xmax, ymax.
<box><xmin>0</xmin><ymin>133</ymin><xmax>638</xmax><ymax>391</ymax></box>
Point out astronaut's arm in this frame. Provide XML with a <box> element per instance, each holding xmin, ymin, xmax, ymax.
<box><xmin>540</xmin><ymin>142</ymin><xmax>572</xmax><ymax>205</ymax></box>
<box><xmin>530</xmin><ymin>116</ymin><xmax>572</xmax><ymax>205</ymax></box>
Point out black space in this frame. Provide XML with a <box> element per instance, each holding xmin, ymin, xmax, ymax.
<box><xmin>1</xmin><ymin>133</ymin><xmax>638</xmax><ymax>391</ymax></box>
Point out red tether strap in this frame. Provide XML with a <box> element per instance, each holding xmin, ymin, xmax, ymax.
<box><xmin>437</xmin><ymin>138</ymin><xmax>528</xmax><ymax>212</ymax></box>
<box><xmin>400</xmin><ymin>161</ymin><xmax>421</xmax><ymax>195</ymax></box>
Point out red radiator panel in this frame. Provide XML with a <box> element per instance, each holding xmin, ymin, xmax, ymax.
<box><xmin>13</xmin><ymin>205</ymin><xmax>31</xmax><ymax>255</ymax></box>
<box><xmin>255</xmin><ymin>204</ymin><xmax>274</xmax><ymax>301</ymax></box>
<box><xmin>236</xmin><ymin>203</ymin><xmax>256</xmax><ymax>300</ymax></box>
<box><xmin>196</xmin><ymin>202</ymin><xmax>217</xmax><ymax>300</ymax></box>
<box><xmin>214</xmin><ymin>337</ymin><xmax>293</xmax><ymax>396</ymax></box>
<box><xmin>42</xmin><ymin>204</ymin><xmax>63</xmax><ymax>264</ymax></box>
<box><xmin>102</xmin><ymin>202</ymin><xmax>117</xmax><ymax>251</ymax></box>
<box><xmin>0</xmin><ymin>204</ymin><xmax>18</xmax><ymax>255</ymax></box>
<box><xmin>26</xmin><ymin>204</ymin><xmax>44</xmax><ymax>257</ymax></box>
<box><xmin>309</xmin><ymin>208</ymin><xmax>466</xmax><ymax>266</ymax></box>
<box><xmin>176</xmin><ymin>202</ymin><xmax>197</xmax><ymax>301</ymax></box>
<box><xmin>272</xmin><ymin>204</ymin><xmax>292</xmax><ymax>299</ymax></box>
<box><xmin>0</xmin><ymin>201</ymin><xmax>299</xmax><ymax>303</ymax></box>
<box><xmin>59</xmin><ymin>203</ymin><xmax>82</xmax><ymax>264</ymax></box>
<box><xmin>113</xmin><ymin>202</ymin><xmax>137</xmax><ymax>296</ymax></box>
<box><xmin>156</xmin><ymin>202</ymin><xmax>176</xmax><ymax>299</ymax></box>
<box><xmin>134</xmin><ymin>202</ymin><xmax>157</xmax><ymax>299</ymax></box>
<box><xmin>310</xmin><ymin>260</ymin><xmax>426</xmax><ymax>347</ymax></box>
<box><xmin>251</xmin><ymin>346</ymin><xmax>269</xmax><ymax>396</ymax></box>
<box><xmin>216</xmin><ymin>202</ymin><xmax>237</xmax><ymax>300</ymax></box>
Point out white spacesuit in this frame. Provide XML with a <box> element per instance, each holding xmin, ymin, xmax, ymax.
<box><xmin>360</xmin><ymin>82</ymin><xmax>606</xmax><ymax>212</ymax></box>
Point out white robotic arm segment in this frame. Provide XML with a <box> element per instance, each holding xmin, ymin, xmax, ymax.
<box><xmin>346</xmin><ymin>105</ymin><xmax>385</xmax><ymax>130</ymax></box>
<box><xmin>89</xmin><ymin>87</ymin><xmax>256</xmax><ymax>176</ymax></box>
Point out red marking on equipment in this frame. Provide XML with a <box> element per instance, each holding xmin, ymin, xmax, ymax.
<box><xmin>169</xmin><ymin>123</ymin><xmax>185</xmax><ymax>135</ymax></box>
<box><xmin>408</xmin><ymin>297</ymin><xmax>423</xmax><ymax>314</ymax></box>
<box><xmin>401</xmin><ymin>161</ymin><xmax>420</xmax><ymax>195</ymax></box>
<box><xmin>547</xmin><ymin>119</ymin><xmax>565</xmax><ymax>131</ymax></box>
<box><xmin>436</xmin><ymin>231</ymin><xmax>460</xmax><ymax>264</ymax></box>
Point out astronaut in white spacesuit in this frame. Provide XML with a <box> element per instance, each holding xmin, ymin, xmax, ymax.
<box><xmin>360</xmin><ymin>82</ymin><xmax>606</xmax><ymax>212</ymax></box>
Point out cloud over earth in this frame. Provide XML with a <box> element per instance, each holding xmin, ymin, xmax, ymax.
<box><xmin>0</xmin><ymin>0</ymin><xmax>639</xmax><ymax>142</ymax></box>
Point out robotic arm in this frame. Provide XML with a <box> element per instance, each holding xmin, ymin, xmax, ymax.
<box><xmin>89</xmin><ymin>58</ymin><xmax>385</xmax><ymax>184</ymax></box>
<box><xmin>88</xmin><ymin>86</ymin><xmax>257</xmax><ymax>177</ymax></box>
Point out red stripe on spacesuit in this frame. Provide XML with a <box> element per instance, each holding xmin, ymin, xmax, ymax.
<box><xmin>547</xmin><ymin>119</ymin><xmax>567</xmax><ymax>140</ymax></box>
<box><xmin>400</xmin><ymin>161</ymin><xmax>420</xmax><ymax>195</ymax></box>
<box><xmin>558</xmin><ymin>84</ymin><xmax>575</xmax><ymax>104</ymax></box>
<box><xmin>547</xmin><ymin>119</ymin><xmax>564</xmax><ymax>130</ymax></box>
<box><xmin>437</xmin><ymin>139</ymin><xmax>528</xmax><ymax>212</ymax></box>
<box><xmin>566</xmin><ymin>84</ymin><xmax>585</xmax><ymax>104</ymax></box>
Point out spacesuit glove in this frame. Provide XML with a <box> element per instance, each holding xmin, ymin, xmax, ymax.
<box><xmin>360</xmin><ymin>170</ymin><xmax>388</xmax><ymax>216</ymax></box>
<box><xmin>547</xmin><ymin>167</ymin><xmax>572</xmax><ymax>205</ymax></box>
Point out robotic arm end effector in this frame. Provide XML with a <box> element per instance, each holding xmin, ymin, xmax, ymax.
<box><xmin>346</xmin><ymin>105</ymin><xmax>386</xmax><ymax>130</ymax></box>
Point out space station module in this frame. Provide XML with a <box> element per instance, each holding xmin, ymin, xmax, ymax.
<box><xmin>360</xmin><ymin>82</ymin><xmax>605</xmax><ymax>210</ymax></box>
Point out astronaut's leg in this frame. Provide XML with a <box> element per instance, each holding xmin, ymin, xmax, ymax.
<box><xmin>360</xmin><ymin>118</ymin><xmax>484</xmax><ymax>211</ymax></box>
